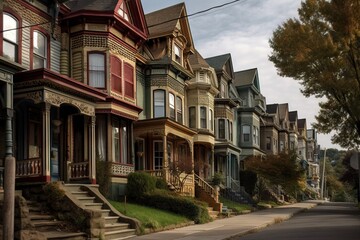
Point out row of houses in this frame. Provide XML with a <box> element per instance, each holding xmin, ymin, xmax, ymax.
<box><xmin>0</xmin><ymin>0</ymin><xmax>320</xmax><ymax>203</ymax></box>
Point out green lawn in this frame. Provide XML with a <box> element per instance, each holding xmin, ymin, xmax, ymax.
<box><xmin>219</xmin><ymin>197</ymin><xmax>252</xmax><ymax>213</ymax></box>
<box><xmin>110</xmin><ymin>200</ymin><xmax>191</xmax><ymax>231</ymax></box>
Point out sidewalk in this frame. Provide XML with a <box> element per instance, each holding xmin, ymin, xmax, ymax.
<box><xmin>131</xmin><ymin>200</ymin><xmax>324</xmax><ymax>240</ymax></box>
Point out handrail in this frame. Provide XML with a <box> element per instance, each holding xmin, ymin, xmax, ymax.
<box><xmin>230</xmin><ymin>177</ymin><xmax>241</xmax><ymax>192</ymax></box>
<box><xmin>194</xmin><ymin>173</ymin><xmax>218</xmax><ymax>202</ymax></box>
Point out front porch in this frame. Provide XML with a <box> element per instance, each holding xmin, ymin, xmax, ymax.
<box><xmin>134</xmin><ymin>118</ymin><xmax>196</xmax><ymax>196</ymax></box>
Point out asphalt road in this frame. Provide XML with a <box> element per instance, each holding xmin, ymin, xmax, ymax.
<box><xmin>235</xmin><ymin>202</ymin><xmax>360</xmax><ymax>240</ymax></box>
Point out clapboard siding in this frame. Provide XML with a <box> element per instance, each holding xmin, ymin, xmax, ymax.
<box><xmin>72</xmin><ymin>51</ymin><xmax>83</xmax><ymax>82</ymax></box>
<box><xmin>50</xmin><ymin>40</ymin><xmax>61</xmax><ymax>73</ymax></box>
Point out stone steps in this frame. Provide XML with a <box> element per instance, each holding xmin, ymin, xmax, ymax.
<box><xmin>64</xmin><ymin>185</ymin><xmax>137</xmax><ymax>240</ymax></box>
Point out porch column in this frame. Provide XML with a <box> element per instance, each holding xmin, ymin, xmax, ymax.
<box><xmin>211</xmin><ymin>146</ymin><xmax>215</xmax><ymax>177</ymax></box>
<box><xmin>89</xmin><ymin>116</ymin><xmax>96</xmax><ymax>184</ymax></box>
<box><xmin>162</xmin><ymin>134</ymin><xmax>168</xmax><ymax>182</ymax></box>
<box><xmin>42</xmin><ymin>103</ymin><xmax>51</xmax><ymax>182</ymax></box>
<box><xmin>226</xmin><ymin>152</ymin><xmax>231</xmax><ymax>188</ymax></box>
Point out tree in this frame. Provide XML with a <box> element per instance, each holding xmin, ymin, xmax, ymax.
<box><xmin>269</xmin><ymin>0</ymin><xmax>360</xmax><ymax>148</ymax></box>
<box><xmin>244</xmin><ymin>151</ymin><xmax>306</xmax><ymax>196</ymax></box>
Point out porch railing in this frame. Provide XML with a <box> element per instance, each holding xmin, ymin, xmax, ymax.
<box><xmin>16</xmin><ymin>158</ymin><xmax>42</xmax><ymax>177</ymax></box>
<box><xmin>145</xmin><ymin>169</ymin><xmax>164</xmax><ymax>178</ymax></box>
<box><xmin>194</xmin><ymin>173</ymin><xmax>218</xmax><ymax>202</ymax></box>
<box><xmin>69</xmin><ymin>161</ymin><xmax>89</xmax><ymax>179</ymax></box>
<box><xmin>230</xmin><ymin>177</ymin><xmax>241</xmax><ymax>192</ymax></box>
<box><xmin>111</xmin><ymin>163</ymin><xmax>134</xmax><ymax>176</ymax></box>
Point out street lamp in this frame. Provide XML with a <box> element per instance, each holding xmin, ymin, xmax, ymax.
<box><xmin>320</xmin><ymin>148</ymin><xmax>327</xmax><ymax>200</ymax></box>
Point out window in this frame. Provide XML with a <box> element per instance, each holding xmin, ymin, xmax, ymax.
<box><xmin>154</xmin><ymin>90</ymin><xmax>165</xmax><ymax>118</ymax></box>
<box><xmin>3</xmin><ymin>13</ymin><xmax>19</xmax><ymax>62</ymax></box>
<box><xmin>189</xmin><ymin>107</ymin><xmax>196</xmax><ymax>128</ymax></box>
<box><xmin>111</xmin><ymin>56</ymin><xmax>122</xmax><ymax>93</ymax></box>
<box><xmin>112</xmin><ymin>120</ymin><xmax>129</xmax><ymax>164</ymax></box>
<box><xmin>229</xmin><ymin>121</ymin><xmax>233</xmax><ymax>141</ymax></box>
<box><xmin>89</xmin><ymin>53</ymin><xmax>105</xmax><ymax>88</ymax></box>
<box><xmin>174</xmin><ymin>44</ymin><xmax>182</xmax><ymax>64</ymax></box>
<box><xmin>176</xmin><ymin>96</ymin><xmax>182</xmax><ymax>123</ymax></box>
<box><xmin>154</xmin><ymin>141</ymin><xmax>163</xmax><ymax>170</ymax></box>
<box><xmin>266</xmin><ymin>137</ymin><xmax>271</xmax><ymax>150</ymax></box>
<box><xmin>169</xmin><ymin>93</ymin><xmax>175</xmax><ymax>120</ymax></box>
<box><xmin>243</xmin><ymin>125</ymin><xmax>250</xmax><ymax>142</ymax></box>
<box><xmin>209</xmin><ymin>109</ymin><xmax>213</xmax><ymax>131</ymax></box>
<box><xmin>200</xmin><ymin>107</ymin><xmax>207</xmax><ymax>129</ymax></box>
<box><xmin>117</xmin><ymin>1</ymin><xmax>130</xmax><ymax>22</ymax></box>
<box><xmin>124</xmin><ymin>63</ymin><xmax>134</xmax><ymax>98</ymax></box>
<box><xmin>33</xmin><ymin>30</ymin><xmax>47</xmax><ymax>69</ymax></box>
<box><xmin>218</xmin><ymin>119</ymin><xmax>225</xmax><ymax>139</ymax></box>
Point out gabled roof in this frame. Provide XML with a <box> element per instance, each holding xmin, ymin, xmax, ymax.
<box><xmin>289</xmin><ymin>111</ymin><xmax>298</xmax><ymax>122</ymax></box>
<box><xmin>266</xmin><ymin>104</ymin><xmax>278</xmax><ymax>114</ymax></box>
<box><xmin>205</xmin><ymin>53</ymin><xmax>231</xmax><ymax>71</ymax></box>
<box><xmin>63</xmin><ymin>0</ymin><xmax>148</xmax><ymax>39</ymax></box>
<box><xmin>205</xmin><ymin>53</ymin><xmax>234</xmax><ymax>79</ymax></box>
<box><xmin>298</xmin><ymin>118</ymin><xmax>307</xmax><ymax>129</ymax></box>
<box><xmin>65</xmin><ymin>0</ymin><xmax>119</xmax><ymax>11</ymax></box>
<box><xmin>233</xmin><ymin>68</ymin><xmax>261</xmax><ymax>91</ymax></box>
<box><xmin>189</xmin><ymin>49</ymin><xmax>210</xmax><ymax>70</ymax></box>
<box><xmin>278</xmin><ymin>103</ymin><xmax>289</xmax><ymax>121</ymax></box>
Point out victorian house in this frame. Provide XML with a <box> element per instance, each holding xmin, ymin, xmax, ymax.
<box><xmin>188</xmin><ymin>50</ymin><xmax>218</xmax><ymax>182</ymax></box>
<box><xmin>261</xmin><ymin>104</ymin><xmax>280</xmax><ymax>155</ymax></box>
<box><xmin>134</xmin><ymin>3</ymin><xmax>196</xmax><ymax>196</ymax></box>
<box><xmin>233</xmin><ymin>68</ymin><xmax>266</xmax><ymax>164</ymax></box>
<box><xmin>297</xmin><ymin>118</ymin><xmax>308</xmax><ymax>161</ymax></box>
<box><xmin>278</xmin><ymin>103</ymin><xmax>290</xmax><ymax>153</ymax></box>
<box><xmin>289</xmin><ymin>111</ymin><xmax>299</xmax><ymax>152</ymax></box>
<box><xmin>5</xmin><ymin>0</ymin><xmax>148</xmax><ymax>199</ymax></box>
<box><xmin>306</xmin><ymin>129</ymin><xmax>320</xmax><ymax>189</ymax></box>
<box><xmin>205</xmin><ymin>53</ymin><xmax>241</xmax><ymax>189</ymax></box>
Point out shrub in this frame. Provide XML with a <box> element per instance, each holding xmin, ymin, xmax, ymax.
<box><xmin>212</xmin><ymin>172</ymin><xmax>224</xmax><ymax>186</ymax></box>
<box><xmin>155</xmin><ymin>178</ymin><xmax>169</xmax><ymax>190</ymax></box>
<box><xmin>127</xmin><ymin>172</ymin><xmax>157</xmax><ymax>200</ymax></box>
<box><xmin>137</xmin><ymin>190</ymin><xmax>211</xmax><ymax>224</ymax></box>
<box><xmin>240</xmin><ymin>170</ymin><xmax>257</xmax><ymax>195</ymax></box>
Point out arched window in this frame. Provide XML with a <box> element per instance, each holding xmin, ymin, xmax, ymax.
<box><xmin>3</xmin><ymin>13</ymin><xmax>19</xmax><ymax>62</ymax></box>
<box><xmin>32</xmin><ymin>30</ymin><xmax>48</xmax><ymax>69</ymax></box>
<box><xmin>154</xmin><ymin>90</ymin><xmax>165</xmax><ymax>118</ymax></box>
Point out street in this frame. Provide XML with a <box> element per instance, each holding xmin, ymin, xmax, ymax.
<box><xmin>235</xmin><ymin>202</ymin><xmax>360</xmax><ymax>240</ymax></box>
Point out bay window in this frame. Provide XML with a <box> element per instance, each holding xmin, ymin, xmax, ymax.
<box><xmin>169</xmin><ymin>93</ymin><xmax>175</xmax><ymax>120</ymax></box>
<box><xmin>200</xmin><ymin>107</ymin><xmax>207</xmax><ymax>129</ymax></box>
<box><xmin>189</xmin><ymin>107</ymin><xmax>196</xmax><ymax>128</ymax></box>
<box><xmin>176</xmin><ymin>96</ymin><xmax>182</xmax><ymax>123</ymax></box>
<box><xmin>218</xmin><ymin>119</ymin><xmax>225</xmax><ymax>139</ymax></box>
<box><xmin>243</xmin><ymin>125</ymin><xmax>250</xmax><ymax>142</ymax></box>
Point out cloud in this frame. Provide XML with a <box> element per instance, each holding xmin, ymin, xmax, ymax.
<box><xmin>141</xmin><ymin>0</ymin><xmax>341</xmax><ymax>149</ymax></box>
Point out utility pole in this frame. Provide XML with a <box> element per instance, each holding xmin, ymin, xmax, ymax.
<box><xmin>320</xmin><ymin>148</ymin><xmax>326</xmax><ymax>200</ymax></box>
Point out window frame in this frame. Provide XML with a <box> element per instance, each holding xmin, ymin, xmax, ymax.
<box><xmin>153</xmin><ymin>89</ymin><xmax>166</xmax><ymax>118</ymax></box>
<box><xmin>200</xmin><ymin>106</ymin><xmax>207</xmax><ymax>129</ymax></box>
<box><xmin>218</xmin><ymin>119</ymin><xmax>225</xmax><ymax>139</ymax></box>
<box><xmin>189</xmin><ymin>106</ymin><xmax>196</xmax><ymax>128</ymax></box>
<box><xmin>2</xmin><ymin>11</ymin><xmax>21</xmax><ymax>63</ymax></box>
<box><xmin>173</xmin><ymin>43</ymin><xmax>182</xmax><ymax>65</ymax></box>
<box><xmin>30</xmin><ymin>28</ymin><xmax>50</xmax><ymax>70</ymax></box>
<box><xmin>111</xmin><ymin>55</ymin><xmax>122</xmax><ymax>94</ymax></box>
<box><xmin>176</xmin><ymin>96</ymin><xmax>183</xmax><ymax>124</ymax></box>
<box><xmin>242</xmin><ymin>125</ymin><xmax>250</xmax><ymax>142</ymax></box>
<box><xmin>154</xmin><ymin>141</ymin><xmax>164</xmax><ymax>170</ymax></box>
<box><xmin>209</xmin><ymin>109</ymin><xmax>213</xmax><ymax>131</ymax></box>
<box><xmin>88</xmin><ymin>52</ymin><xmax>106</xmax><ymax>89</ymax></box>
<box><xmin>169</xmin><ymin>92</ymin><xmax>175</xmax><ymax>120</ymax></box>
<box><xmin>124</xmin><ymin>62</ymin><xmax>135</xmax><ymax>98</ymax></box>
<box><xmin>112</xmin><ymin>119</ymin><xmax>130</xmax><ymax>164</ymax></box>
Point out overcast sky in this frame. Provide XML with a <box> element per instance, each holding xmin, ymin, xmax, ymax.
<box><xmin>141</xmin><ymin>0</ymin><xmax>342</xmax><ymax>150</ymax></box>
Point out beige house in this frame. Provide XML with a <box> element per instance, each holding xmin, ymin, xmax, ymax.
<box><xmin>261</xmin><ymin>104</ymin><xmax>280</xmax><ymax>155</ymax></box>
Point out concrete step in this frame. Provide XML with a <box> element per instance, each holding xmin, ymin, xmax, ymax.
<box><xmin>29</xmin><ymin>214</ymin><xmax>54</xmax><ymax>221</ymax></box>
<box><xmin>104</xmin><ymin>223</ymin><xmax>130</xmax><ymax>232</ymax></box>
<box><xmin>105</xmin><ymin>216</ymin><xmax>120</xmax><ymax>224</ymax></box>
<box><xmin>76</xmin><ymin>196</ymin><xmax>96</xmax><ymax>203</ymax></box>
<box><xmin>84</xmin><ymin>202</ymin><xmax>104</xmax><ymax>210</ymax></box>
<box><xmin>104</xmin><ymin>229</ymin><xmax>136</xmax><ymax>240</ymax></box>
<box><xmin>44</xmin><ymin>230</ymin><xmax>87</xmax><ymax>240</ymax></box>
<box><xmin>71</xmin><ymin>191</ymin><xmax>89</xmax><ymax>197</ymax></box>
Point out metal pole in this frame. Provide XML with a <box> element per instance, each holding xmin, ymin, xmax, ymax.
<box><xmin>320</xmin><ymin>148</ymin><xmax>326</xmax><ymax>200</ymax></box>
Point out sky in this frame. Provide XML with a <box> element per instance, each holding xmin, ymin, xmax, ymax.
<box><xmin>141</xmin><ymin>0</ymin><xmax>342</xmax><ymax>150</ymax></box>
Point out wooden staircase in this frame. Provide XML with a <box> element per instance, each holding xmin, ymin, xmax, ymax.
<box><xmin>194</xmin><ymin>174</ymin><xmax>222</xmax><ymax>219</ymax></box>
<box><xmin>27</xmin><ymin>200</ymin><xmax>87</xmax><ymax>240</ymax></box>
<box><xmin>64</xmin><ymin>184</ymin><xmax>137</xmax><ymax>240</ymax></box>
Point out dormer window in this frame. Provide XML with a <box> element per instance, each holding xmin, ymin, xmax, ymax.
<box><xmin>117</xmin><ymin>2</ymin><xmax>129</xmax><ymax>22</ymax></box>
<box><xmin>174</xmin><ymin>44</ymin><xmax>182</xmax><ymax>64</ymax></box>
